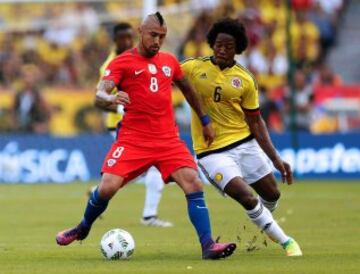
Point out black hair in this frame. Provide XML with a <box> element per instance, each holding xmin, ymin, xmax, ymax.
<box><xmin>154</xmin><ymin>11</ymin><xmax>165</xmax><ymax>26</ymax></box>
<box><xmin>113</xmin><ymin>22</ymin><xmax>132</xmax><ymax>36</ymax></box>
<box><xmin>206</xmin><ymin>18</ymin><xmax>248</xmax><ymax>54</ymax></box>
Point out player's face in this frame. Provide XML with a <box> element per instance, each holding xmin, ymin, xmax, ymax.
<box><xmin>213</xmin><ymin>33</ymin><xmax>236</xmax><ymax>67</ymax></box>
<box><xmin>140</xmin><ymin>24</ymin><xmax>167</xmax><ymax>57</ymax></box>
<box><xmin>114</xmin><ymin>29</ymin><xmax>134</xmax><ymax>54</ymax></box>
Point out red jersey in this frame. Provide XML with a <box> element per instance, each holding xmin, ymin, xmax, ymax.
<box><xmin>103</xmin><ymin>48</ymin><xmax>184</xmax><ymax>140</ymax></box>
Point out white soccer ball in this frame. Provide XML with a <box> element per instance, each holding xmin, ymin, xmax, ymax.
<box><xmin>100</xmin><ymin>229</ymin><xmax>135</xmax><ymax>260</ymax></box>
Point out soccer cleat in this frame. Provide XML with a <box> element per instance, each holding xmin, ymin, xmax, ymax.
<box><xmin>56</xmin><ymin>224</ymin><xmax>90</xmax><ymax>246</ymax></box>
<box><xmin>140</xmin><ymin>216</ymin><xmax>173</xmax><ymax>228</ymax></box>
<box><xmin>282</xmin><ymin>238</ymin><xmax>303</xmax><ymax>256</ymax></box>
<box><xmin>202</xmin><ymin>242</ymin><xmax>237</xmax><ymax>260</ymax></box>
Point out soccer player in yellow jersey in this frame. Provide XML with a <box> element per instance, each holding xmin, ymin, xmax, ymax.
<box><xmin>181</xmin><ymin>18</ymin><xmax>302</xmax><ymax>256</ymax></box>
<box><xmin>95</xmin><ymin>22</ymin><xmax>172</xmax><ymax>228</ymax></box>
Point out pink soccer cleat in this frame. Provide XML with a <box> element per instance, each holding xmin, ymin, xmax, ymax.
<box><xmin>56</xmin><ymin>224</ymin><xmax>90</xmax><ymax>246</ymax></box>
<box><xmin>202</xmin><ymin>242</ymin><xmax>237</xmax><ymax>260</ymax></box>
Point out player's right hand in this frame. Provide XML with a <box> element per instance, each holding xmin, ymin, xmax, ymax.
<box><xmin>110</xmin><ymin>91</ymin><xmax>130</xmax><ymax>106</ymax></box>
<box><xmin>202</xmin><ymin>124</ymin><xmax>215</xmax><ymax>147</ymax></box>
<box><xmin>273</xmin><ymin>159</ymin><xmax>293</xmax><ymax>185</ymax></box>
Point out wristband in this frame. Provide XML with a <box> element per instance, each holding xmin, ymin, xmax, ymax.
<box><xmin>200</xmin><ymin>115</ymin><xmax>210</xmax><ymax>126</ymax></box>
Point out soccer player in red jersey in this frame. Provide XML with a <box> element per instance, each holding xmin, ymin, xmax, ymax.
<box><xmin>95</xmin><ymin>22</ymin><xmax>172</xmax><ymax>228</ymax></box>
<box><xmin>56</xmin><ymin>12</ymin><xmax>236</xmax><ymax>260</ymax></box>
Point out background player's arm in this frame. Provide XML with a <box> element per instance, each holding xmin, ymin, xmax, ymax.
<box><xmin>245</xmin><ymin>113</ymin><xmax>293</xmax><ymax>184</ymax></box>
<box><xmin>174</xmin><ymin>77</ymin><xmax>215</xmax><ymax>146</ymax></box>
<box><xmin>95</xmin><ymin>80</ymin><xmax>130</xmax><ymax>109</ymax></box>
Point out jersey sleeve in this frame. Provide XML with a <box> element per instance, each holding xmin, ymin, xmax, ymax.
<box><xmin>180</xmin><ymin>58</ymin><xmax>195</xmax><ymax>78</ymax></box>
<box><xmin>102</xmin><ymin>57</ymin><xmax>124</xmax><ymax>86</ymax></box>
<box><xmin>241</xmin><ymin>76</ymin><xmax>260</xmax><ymax>115</ymax></box>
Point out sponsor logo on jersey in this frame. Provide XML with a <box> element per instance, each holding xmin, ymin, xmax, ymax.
<box><xmin>104</xmin><ymin>69</ymin><xmax>111</xmax><ymax>76</ymax></box>
<box><xmin>148</xmin><ymin>64</ymin><xmax>157</xmax><ymax>74</ymax></box>
<box><xmin>199</xmin><ymin>72</ymin><xmax>207</xmax><ymax>79</ymax></box>
<box><xmin>162</xmin><ymin>65</ymin><xmax>171</xmax><ymax>77</ymax></box>
<box><xmin>107</xmin><ymin>159</ymin><xmax>116</xmax><ymax>167</ymax></box>
<box><xmin>214</xmin><ymin>172</ymin><xmax>223</xmax><ymax>183</ymax></box>
<box><xmin>231</xmin><ymin>77</ymin><xmax>242</xmax><ymax>88</ymax></box>
<box><xmin>134</xmin><ymin>69</ymin><xmax>144</xmax><ymax>76</ymax></box>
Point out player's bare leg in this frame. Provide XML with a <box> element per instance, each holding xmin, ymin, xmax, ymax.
<box><xmin>224</xmin><ymin>177</ymin><xmax>302</xmax><ymax>256</ymax></box>
<box><xmin>141</xmin><ymin>167</ymin><xmax>173</xmax><ymax>227</ymax></box>
<box><xmin>56</xmin><ymin>173</ymin><xmax>124</xmax><ymax>246</ymax></box>
<box><xmin>251</xmin><ymin>173</ymin><xmax>281</xmax><ymax>212</ymax></box>
<box><xmin>171</xmin><ymin>167</ymin><xmax>236</xmax><ymax>259</ymax></box>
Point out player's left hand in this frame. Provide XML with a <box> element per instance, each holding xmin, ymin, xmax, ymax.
<box><xmin>273</xmin><ymin>159</ymin><xmax>293</xmax><ymax>185</ymax></box>
<box><xmin>113</xmin><ymin>91</ymin><xmax>130</xmax><ymax>106</ymax></box>
<box><xmin>202</xmin><ymin>124</ymin><xmax>215</xmax><ymax>147</ymax></box>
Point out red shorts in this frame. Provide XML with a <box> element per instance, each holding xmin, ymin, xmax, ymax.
<box><xmin>101</xmin><ymin>137</ymin><xmax>197</xmax><ymax>185</ymax></box>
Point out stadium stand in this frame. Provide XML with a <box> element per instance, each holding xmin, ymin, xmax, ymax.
<box><xmin>0</xmin><ymin>0</ymin><xmax>358</xmax><ymax>135</ymax></box>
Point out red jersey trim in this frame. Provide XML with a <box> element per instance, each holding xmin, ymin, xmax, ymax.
<box><xmin>242</xmin><ymin>107</ymin><xmax>260</xmax><ymax>115</ymax></box>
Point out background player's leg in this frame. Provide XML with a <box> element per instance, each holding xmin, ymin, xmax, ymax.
<box><xmin>141</xmin><ymin>167</ymin><xmax>173</xmax><ymax>227</ymax></box>
<box><xmin>56</xmin><ymin>173</ymin><xmax>125</xmax><ymax>246</ymax></box>
<box><xmin>251</xmin><ymin>173</ymin><xmax>280</xmax><ymax>212</ymax></box>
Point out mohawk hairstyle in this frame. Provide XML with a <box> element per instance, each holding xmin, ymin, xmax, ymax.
<box><xmin>154</xmin><ymin>11</ymin><xmax>165</xmax><ymax>26</ymax></box>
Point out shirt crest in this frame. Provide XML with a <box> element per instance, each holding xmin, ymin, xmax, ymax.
<box><xmin>148</xmin><ymin>64</ymin><xmax>157</xmax><ymax>74</ymax></box>
<box><xmin>162</xmin><ymin>65</ymin><xmax>171</xmax><ymax>77</ymax></box>
<box><xmin>231</xmin><ymin>77</ymin><xmax>242</xmax><ymax>88</ymax></box>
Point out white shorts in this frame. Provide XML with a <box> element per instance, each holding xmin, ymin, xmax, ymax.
<box><xmin>198</xmin><ymin>139</ymin><xmax>272</xmax><ymax>193</ymax></box>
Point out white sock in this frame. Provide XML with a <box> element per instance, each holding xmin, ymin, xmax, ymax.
<box><xmin>142</xmin><ymin>167</ymin><xmax>164</xmax><ymax>218</ymax></box>
<box><xmin>246</xmin><ymin>201</ymin><xmax>290</xmax><ymax>245</ymax></box>
<box><xmin>259</xmin><ymin>196</ymin><xmax>278</xmax><ymax>212</ymax></box>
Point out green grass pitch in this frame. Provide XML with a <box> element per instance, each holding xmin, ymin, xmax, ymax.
<box><xmin>0</xmin><ymin>181</ymin><xmax>359</xmax><ymax>274</ymax></box>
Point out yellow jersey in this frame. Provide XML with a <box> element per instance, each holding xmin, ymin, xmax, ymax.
<box><xmin>181</xmin><ymin>57</ymin><xmax>259</xmax><ymax>157</ymax></box>
<box><xmin>99</xmin><ymin>50</ymin><xmax>123</xmax><ymax>129</ymax></box>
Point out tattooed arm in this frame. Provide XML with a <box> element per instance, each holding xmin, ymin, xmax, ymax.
<box><xmin>94</xmin><ymin>80</ymin><xmax>130</xmax><ymax>111</ymax></box>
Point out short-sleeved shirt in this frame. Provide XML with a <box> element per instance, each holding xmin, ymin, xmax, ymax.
<box><xmin>181</xmin><ymin>57</ymin><xmax>259</xmax><ymax>157</ymax></box>
<box><xmin>103</xmin><ymin>48</ymin><xmax>184</xmax><ymax>142</ymax></box>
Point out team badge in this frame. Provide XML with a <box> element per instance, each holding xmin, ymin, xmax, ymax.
<box><xmin>162</xmin><ymin>65</ymin><xmax>171</xmax><ymax>77</ymax></box>
<box><xmin>104</xmin><ymin>69</ymin><xmax>111</xmax><ymax>76</ymax></box>
<box><xmin>231</xmin><ymin>77</ymin><xmax>242</xmax><ymax>88</ymax></box>
<box><xmin>107</xmin><ymin>159</ymin><xmax>116</xmax><ymax>167</ymax></box>
<box><xmin>199</xmin><ymin>72</ymin><xmax>207</xmax><ymax>79</ymax></box>
<box><xmin>148</xmin><ymin>64</ymin><xmax>157</xmax><ymax>74</ymax></box>
<box><xmin>214</xmin><ymin>172</ymin><xmax>223</xmax><ymax>183</ymax></box>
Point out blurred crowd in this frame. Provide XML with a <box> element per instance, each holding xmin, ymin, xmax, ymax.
<box><xmin>179</xmin><ymin>0</ymin><xmax>346</xmax><ymax>133</ymax></box>
<box><xmin>0</xmin><ymin>0</ymin><xmax>354</xmax><ymax>134</ymax></box>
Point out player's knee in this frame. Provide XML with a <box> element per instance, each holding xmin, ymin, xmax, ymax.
<box><xmin>239</xmin><ymin>194</ymin><xmax>258</xmax><ymax>210</ymax></box>
<box><xmin>99</xmin><ymin>175</ymin><xmax>123</xmax><ymax>199</ymax></box>
<box><xmin>182</xmin><ymin>174</ymin><xmax>203</xmax><ymax>193</ymax></box>
<box><xmin>264</xmin><ymin>189</ymin><xmax>281</xmax><ymax>202</ymax></box>
<box><xmin>224</xmin><ymin>179</ymin><xmax>257</xmax><ymax>209</ymax></box>
<box><xmin>192</xmin><ymin>178</ymin><xmax>203</xmax><ymax>192</ymax></box>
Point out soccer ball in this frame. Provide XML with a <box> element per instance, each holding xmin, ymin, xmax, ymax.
<box><xmin>100</xmin><ymin>229</ymin><xmax>135</xmax><ymax>260</ymax></box>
